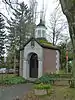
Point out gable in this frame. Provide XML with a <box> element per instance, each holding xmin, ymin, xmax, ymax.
<box><xmin>23</xmin><ymin>40</ymin><xmax>43</xmax><ymax>61</ymax></box>
<box><xmin>24</xmin><ymin>40</ymin><xmax>42</xmax><ymax>50</ymax></box>
<box><xmin>20</xmin><ymin>38</ymin><xmax>60</xmax><ymax>52</ymax></box>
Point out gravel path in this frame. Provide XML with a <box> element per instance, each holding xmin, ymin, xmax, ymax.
<box><xmin>0</xmin><ymin>83</ymin><xmax>33</xmax><ymax>100</ymax></box>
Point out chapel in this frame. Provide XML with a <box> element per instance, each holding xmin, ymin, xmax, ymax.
<box><xmin>20</xmin><ymin>19</ymin><xmax>60</xmax><ymax>79</ymax></box>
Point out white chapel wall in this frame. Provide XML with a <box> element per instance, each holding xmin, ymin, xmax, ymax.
<box><xmin>23</xmin><ymin>41</ymin><xmax>43</xmax><ymax>79</ymax></box>
<box><xmin>56</xmin><ymin>50</ymin><xmax>60</xmax><ymax>73</ymax></box>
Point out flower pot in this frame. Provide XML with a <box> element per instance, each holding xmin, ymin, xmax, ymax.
<box><xmin>34</xmin><ymin>89</ymin><xmax>47</xmax><ymax>95</ymax></box>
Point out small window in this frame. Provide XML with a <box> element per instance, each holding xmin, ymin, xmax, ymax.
<box><xmin>42</xmin><ymin>30</ymin><xmax>45</xmax><ymax>37</ymax></box>
<box><xmin>38</xmin><ymin>30</ymin><xmax>41</xmax><ymax>37</ymax></box>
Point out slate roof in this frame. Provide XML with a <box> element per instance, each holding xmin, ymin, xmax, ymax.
<box><xmin>20</xmin><ymin>37</ymin><xmax>60</xmax><ymax>51</ymax></box>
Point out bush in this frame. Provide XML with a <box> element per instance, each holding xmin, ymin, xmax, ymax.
<box><xmin>34</xmin><ymin>73</ymin><xmax>72</xmax><ymax>84</ymax></box>
<box><xmin>69</xmin><ymin>80</ymin><xmax>75</xmax><ymax>88</ymax></box>
<box><xmin>0</xmin><ymin>76</ymin><xmax>27</xmax><ymax>85</ymax></box>
<box><xmin>34</xmin><ymin>83</ymin><xmax>52</xmax><ymax>90</ymax></box>
<box><xmin>35</xmin><ymin>74</ymin><xmax>54</xmax><ymax>84</ymax></box>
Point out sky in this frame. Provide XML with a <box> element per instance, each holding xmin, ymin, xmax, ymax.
<box><xmin>0</xmin><ymin>0</ymin><xmax>58</xmax><ymax>22</ymax></box>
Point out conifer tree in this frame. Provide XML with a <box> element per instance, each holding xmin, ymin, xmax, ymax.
<box><xmin>7</xmin><ymin>2</ymin><xmax>34</xmax><ymax>50</ymax></box>
<box><xmin>0</xmin><ymin>14</ymin><xmax>5</xmax><ymax>64</ymax></box>
<box><xmin>6</xmin><ymin>2</ymin><xmax>34</xmax><ymax>70</ymax></box>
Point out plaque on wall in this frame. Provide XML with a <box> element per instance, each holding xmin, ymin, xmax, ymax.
<box><xmin>31</xmin><ymin>39</ymin><xmax>35</xmax><ymax>48</ymax></box>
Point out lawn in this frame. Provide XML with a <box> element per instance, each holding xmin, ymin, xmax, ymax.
<box><xmin>22</xmin><ymin>86</ymin><xmax>75</xmax><ymax>100</ymax></box>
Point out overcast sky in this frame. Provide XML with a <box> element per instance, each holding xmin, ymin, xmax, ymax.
<box><xmin>0</xmin><ymin>0</ymin><xmax>67</xmax><ymax>25</ymax></box>
<box><xmin>0</xmin><ymin>0</ymin><xmax>62</xmax><ymax>23</ymax></box>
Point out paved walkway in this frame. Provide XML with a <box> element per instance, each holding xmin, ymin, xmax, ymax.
<box><xmin>0</xmin><ymin>83</ymin><xmax>33</xmax><ymax>100</ymax></box>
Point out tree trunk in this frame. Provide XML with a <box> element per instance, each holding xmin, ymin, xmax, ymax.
<box><xmin>72</xmin><ymin>37</ymin><xmax>75</xmax><ymax>87</ymax></box>
<box><xmin>59</xmin><ymin>0</ymin><xmax>75</xmax><ymax>87</ymax></box>
<box><xmin>68</xmin><ymin>19</ymin><xmax>75</xmax><ymax>87</ymax></box>
<box><xmin>53</xmin><ymin>31</ymin><xmax>55</xmax><ymax>46</ymax></box>
<box><xmin>14</xmin><ymin>54</ymin><xmax>16</xmax><ymax>74</ymax></box>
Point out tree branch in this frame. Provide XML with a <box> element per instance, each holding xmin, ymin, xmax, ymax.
<box><xmin>2</xmin><ymin>0</ymin><xmax>20</xmax><ymax>12</ymax></box>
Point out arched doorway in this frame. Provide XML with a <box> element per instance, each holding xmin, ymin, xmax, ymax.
<box><xmin>29</xmin><ymin>53</ymin><xmax>38</xmax><ymax>78</ymax></box>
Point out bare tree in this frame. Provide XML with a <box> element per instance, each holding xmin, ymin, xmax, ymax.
<box><xmin>47</xmin><ymin>6</ymin><xmax>69</xmax><ymax>45</ymax></box>
<box><xmin>29</xmin><ymin>0</ymin><xmax>38</xmax><ymax>23</ymax></box>
<box><xmin>2</xmin><ymin>0</ymin><xmax>20</xmax><ymax>15</ymax></box>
